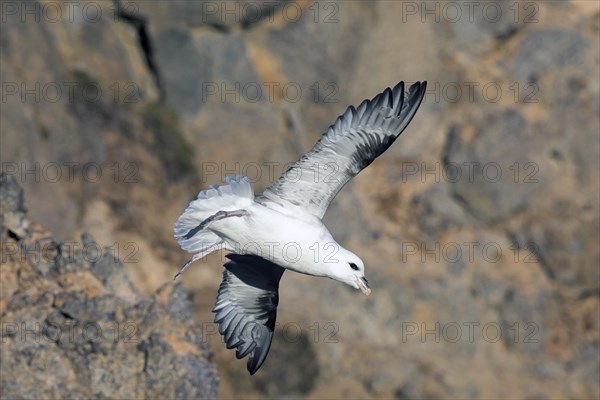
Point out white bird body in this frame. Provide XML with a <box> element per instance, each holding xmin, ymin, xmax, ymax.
<box><xmin>176</xmin><ymin>177</ymin><xmax>351</xmax><ymax>279</ymax></box>
<box><xmin>226</xmin><ymin>201</ymin><xmax>353</xmax><ymax>277</ymax></box>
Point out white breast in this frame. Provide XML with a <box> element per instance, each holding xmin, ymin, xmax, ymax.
<box><xmin>211</xmin><ymin>202</ymin><xmax>336</xmax><ymax>276</ymax></box>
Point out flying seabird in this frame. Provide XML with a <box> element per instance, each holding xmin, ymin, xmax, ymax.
<box><xmin>174</xmin><ymin>81</ymin><xmax>427</xmax><ymax>374</ymax></box>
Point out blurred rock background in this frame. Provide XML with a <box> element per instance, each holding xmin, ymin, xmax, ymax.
<box><xmin>1</xmin><ymin>0</ymin><xmax>598</xmax><ymax>398</ymax></box>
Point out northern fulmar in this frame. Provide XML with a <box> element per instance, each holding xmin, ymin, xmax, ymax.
<box><xmin>174</xmin><ymin>81</ymin><xmax>427</xmax><ymax>374</ymax></box>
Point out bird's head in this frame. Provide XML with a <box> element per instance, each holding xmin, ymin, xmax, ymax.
<box><xmin>326</xmin><ymin>247</ymin><xmax>371</xmax><ymax>295</ymax></box>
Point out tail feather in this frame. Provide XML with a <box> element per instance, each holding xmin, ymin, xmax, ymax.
<box><xmin>175</xmin><ymin>176</ymin><xmax>254</xmax><ymax>253</ymax></box>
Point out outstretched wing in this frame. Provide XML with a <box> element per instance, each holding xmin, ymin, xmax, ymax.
<box><xmin>213</xmin><ymin>253</ymin><xmax>285</xmax><ymax>375</ymax></box>
<box><xmin>259</xmin><ymin>81</ymin><xmax>427</xmax><ymax>219</ymax></box>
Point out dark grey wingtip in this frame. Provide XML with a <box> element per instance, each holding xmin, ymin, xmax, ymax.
<box><xmin>246</xmin><ymin>332</ymin><xmax>273</xmax><ymax>375</ymax></box>
<box><xmin>392</xmin><ymin>80</ymin><xmax>406</xmax><ymax>95</ymax></box>
<box><xmin>396</xmin><ymin>81</ymin><xmax>427</xmax><ymax>133</ymax></box>
<box><xmin>410</xmin><ymin>81</ymin><xmax>427</xmax><ymax>101</ymax></box>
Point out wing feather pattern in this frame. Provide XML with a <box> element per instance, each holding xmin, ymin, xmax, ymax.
<box><xmin>259</xmin><ymin>81</ymin><xmax>427</xmax><ymax>219</ymax></box>
<box><xmin>213</xmin><ymin>254</ymin><xmax>285</xmax><ymax>374</ymax></box>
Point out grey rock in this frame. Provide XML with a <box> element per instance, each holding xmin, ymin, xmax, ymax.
<box><xmin>512</xmin><ymin>29</ymin><xmax>590</xmax><ymax>81</ymax></box>
<box><xmin>153</xmin><ymin>28</ymin><xmax>261</xmax><ymax>118</ymax></box>
<box><xmin>135</xmin><ymin>0</ymin><xmax>291</xmax><ymax>31</ymax></box>
<box><xmin>252</xmin><ymin>332</ymin><xmax>320</xmax><ymax>397</ymax></box>
<box><xmin>0</xmin><ymin>173</ymin><xmax>29</xmax><ymax>239</ymax></box>
<box><xmin>153</xmin><ymin>28</ymin><xmax>212</xmax><ymax>117</ymax></box>
<box><xmin>0</xmin><ymin>177</ymin><xmax>219</xmax><ymax>399</ymax></box>
<box><xmin>438</xmin><ymin>0</ymin><xmax>525</xmax><ymax>55</ymax></box>
<box><xmin>0</xmin><ymin>173</ymin><xmax>25</xmax><ymax>214</ymax></box>
<box><xmin>445</xmin><ymin>109</ymin><xmax>544</xmax><ymax>223</ymax></box>
<box><xmin>265</xmin><ymin>1</ymin><xmax>373</xmax><ymax>104</ymax></box>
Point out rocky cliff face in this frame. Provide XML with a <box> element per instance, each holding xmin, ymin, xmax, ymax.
<box><xmin>1</xmin><ymin>0</ymin><xmax>598</xmax><ymax>398</ymax></box>
<box><xmin>0</xmin><ymin>174</ymin><xmax>219</xmax><ymax>398</ymax></box>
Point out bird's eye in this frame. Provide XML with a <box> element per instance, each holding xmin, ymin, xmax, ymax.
<box><xmin>349</xmin><ymin>262</ymin><xmax>359</xmax><ymax>271</ymax></box>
